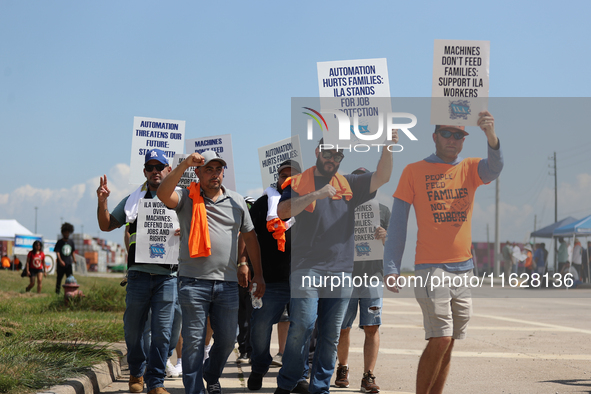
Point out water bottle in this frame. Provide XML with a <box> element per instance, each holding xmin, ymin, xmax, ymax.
<box><xmin>251</xmin><ymin>283</ymin><xmax>263</xmax><ymax>309</ymax></box>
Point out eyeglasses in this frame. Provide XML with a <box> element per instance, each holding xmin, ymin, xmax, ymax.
<box><xmin>144</xmin><ymin>163</ymin><xmax>167</xmax><ymax>172</ymax></box>
<box><xmin>321</xmin><ymin>151</ymin><xmax>345</xmax><ymax>163</ymax></box>
<box><xmin>438</xmin><ymin>130</ymin><xmax>464</xmax><ymax>140</ymax></box>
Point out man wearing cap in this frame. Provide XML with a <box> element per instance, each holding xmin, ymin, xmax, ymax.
<box><xmin>335</xmin><ymin>167</ymin><xmax>390</xmax><ymax>394</ymax></box>
<box><xmin>246</xmin><ymin>160</ymin><xmax>310</xmax><ymax>392</ymax></box>
<box><xmin>157</xmin><ymin>150</ymin><xmax>264</xmax><ymax>394</ymax></box>
<box><xmin>97</xmin><ymin>148</ymin><xmax>178</xmax><ymax>394</ymax></box>
<box><xmin>384</xmin><ymin>111</ymin><xmax>503</xmax><ymax>394</ymax></box>
<box><xmin>274</xmin><ymin>133</ymin><xmax>397</xmax><ymax>394</ymax></box>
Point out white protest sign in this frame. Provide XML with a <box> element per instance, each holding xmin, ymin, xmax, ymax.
<box><xmin>172</xmin><ymin>154</ymin><xmax>198</xmax><ymax>189</ymax></box>
<box><xmin>257</xmin><ymin>136</ymin><xmax>302</xmax><ymax>190</ymax></box>
<box><xmin>136</xmin><ymin>198</ymin><xmax>180</xmax><ymax>264</ymax></box>
<box><xmin>185</xmin><ymin>134</ymin><xmax>236</xmax><ymax>191</ymax></box>
<box><xmin>431</xmin><ymin>39</ymin><xmax>490</xmax><ymax>126</ymax></box>
<box><xmin>130</xmin><ymin>117</ymin><xmax>186</xmax><ymax>185</ymax></box>
<box><xmin>353</xmin><ymin>199</ymin><xmax>383</xmax><ymax>261</ymax></box>
<box><xmin>317</xmin><ymin>58</ymin><xmax>392</xmax><ymax>146</ymax></box>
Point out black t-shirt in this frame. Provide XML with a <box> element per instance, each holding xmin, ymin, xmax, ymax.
<box><xmin>55</xmin><ymin>238</ymin><xmax>75</xmax><ymax>266</ymax></box>
<box><xmin>280</xmin><ymin>172</ymin><xmax>375</xmax><ymax>273</ymax></box>
<box><xmin>250</xmin><ymin>195</ymin><xmax>292</xmax><ymax>283</ymax></box>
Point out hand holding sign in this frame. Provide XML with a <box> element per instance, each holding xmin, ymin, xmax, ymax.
<box><xmin>388</xmin><ymin>129</ymin><xmax>399</xmax><ymax>144</ymax></box>
<box><xmin>477</xmin><ymin>111</ymin><xmax>498</xmax><ymax>149</ymax></box>
<box><xmin>97</xmin><ymin>175</ymin><xmax>110</xmax><ymax>202</ymax></box>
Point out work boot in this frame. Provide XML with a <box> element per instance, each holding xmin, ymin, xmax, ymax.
<box><xmin>334</xmin><ymin>365</ymin><xmax>349</xmax><ymax>388</ymax></box>
<box><xmin>129</xmin><ymin>375</ymin><xmax>144</xmax><ymax>393</ymax></box>
<box><xmin>147</xmin><ymin>388</ymin><xmax>170</xmax><ymax>394</ymax></box>
<box><xmin>361</xmin><ymin>371</ymin><xmax>380</xmax><ymax>393</ymax></box>
<box><xmin>248</xmin><ymin>371</ymin><xmax>264</xmax><ymax>390</ymax></box>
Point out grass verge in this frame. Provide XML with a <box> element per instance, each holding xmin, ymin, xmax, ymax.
<box><xmin>0</xmin><ymin>270</ymin><xmax>126</xmax><ymax>394</ymax></box>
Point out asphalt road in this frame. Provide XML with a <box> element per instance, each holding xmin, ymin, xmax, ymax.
<box><xmin>98</xmin><ymin>285</ymin><xmax>591</xmax><ymax>394</ymax></box>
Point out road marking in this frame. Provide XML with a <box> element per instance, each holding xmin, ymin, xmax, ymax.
<box><xmin>473</xmin><ymin>313</ymin><xmax>591</xmax><ymax>335</ymax></box>
<box><xmin>380</xmin><ymin>324</ymin><xmax>584</xmax><ymax>332</ymax></box>
<box><xmin>348</xmin><ymin>347</ymin><xmax>591</xmax><ymax>360</ymax></box>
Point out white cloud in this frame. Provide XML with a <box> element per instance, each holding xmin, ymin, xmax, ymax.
<box><xmin>0</xmin><ymin>164</ymin><xmax>135</xmax><ymax>244</ymax></box>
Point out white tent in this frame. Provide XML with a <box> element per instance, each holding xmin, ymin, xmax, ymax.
<box><xmin>0</xmin><ymin>219</ymin><xmax>34</xmax><ymax>241</ymax></box>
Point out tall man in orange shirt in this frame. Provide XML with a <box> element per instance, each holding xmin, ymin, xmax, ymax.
<box><xmin>383</xmin><ymin>111</ymin><xmax>502</xmax><ymax>394</ymax></box>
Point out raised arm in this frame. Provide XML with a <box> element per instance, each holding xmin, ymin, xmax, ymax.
<box><xmin>158</xmin><ymin>153</ymin><xmax>204</xmax><ymax>209</ymax></box>
<box><xmin>476</xmin><ymin>111</ymin><xmax>503</xmax><ymax>183</ymax></box>
<box><xmin>369</xmin><ymin>130</ymin><xmax>398</xmax><ymax>193</ymax></box>
<box><xmin>96</xmin><ymin>175</ymin><xmax>122</xmax><ymax>232</ymax></box>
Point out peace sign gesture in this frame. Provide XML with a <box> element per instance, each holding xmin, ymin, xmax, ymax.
<box><xmin>97</xmin><ymin>175</ymin><xmax>110</xmax><ymax>203</ymax></box>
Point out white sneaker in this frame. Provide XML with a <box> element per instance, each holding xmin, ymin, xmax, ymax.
<box><xmin>203</xmin><ymin>344</ymin><xmax>212</xmax><ymax>364</ymax></box>
<box><xmin>175</xmin><ymin>359</ymin><xmax>183</xmax><ymax>376</ymax></box>
<box><xmin>271</xmin><ymin>353</ymin><xmax>283</xmax><ymax>367</ymax></box>
<box><xmin>166</xmin><ymin>359</ymin><xmax>179</xmax><ymax>378</ymax></box>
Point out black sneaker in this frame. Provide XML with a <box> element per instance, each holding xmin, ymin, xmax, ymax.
<box><xmin>291</xmin><ymin>380</ymin><xmax>309</xmax><ymax>394</ymax></box>
<box><xmin>207</xmin><ymin>381</ymin><xmax>223</xmax><ymax>394</ymax></box>
<box><xmin>248</xmin><ymin>372</ymin><xmax>264</xmax><ymax>390</ymax></box>
<box><xmin>236</xmin><ymin>352</ymin><xmax>250</xmax><ymax>364</ymax></box>
<box><xmin>274</xmin><ymin>388</ymin><xmax>290</xmax><ymax>394</ymax></box>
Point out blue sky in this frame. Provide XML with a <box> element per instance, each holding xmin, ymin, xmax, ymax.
<box><xmin>1</xmin><ymin>1</ymin><xmax>590</xmax><ymax>269</ymax></box>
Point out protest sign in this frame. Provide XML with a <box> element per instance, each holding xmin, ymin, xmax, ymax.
<box><xmin>185</xmin><ymin>134</ymin><xmax>236</xmax><ymax>191</ymax></box>
<box><xmin>257</xmin><ymin>136</ymin><xmax>302</xmax><ymax>190</ymax></box>
<box><xmin>353</xmin><ymin>199</ymin><xmax>383</xmax><ymax>261</ymax></box>
<box><xmin>431</xmin><ymin>39</ymin><xmax>490</xmax><ymax>126</ymax></box>
<box><xmin>136</xmin><ymin>198</ymin><xmax>179</xmax><ymax>264</ymax></box>
<box><xmin>172</xmin><ymin>154</ymin><xmax>198</xmax><ymax>189</ymax></box>
<box><xmin>130</xmin><ymin>117</ymin><xmax>186</xmax><ymax>185</ymax></box>
<box><xmin>317</xmin><ymin>58</ymin><xmax>392</xmax><ymax>145</ymax></box>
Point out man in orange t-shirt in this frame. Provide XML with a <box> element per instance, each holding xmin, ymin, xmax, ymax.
<box><xmin>384</xmin><ymin>111</ymin><xmax>503</xmax><ymax>394</ymax></box>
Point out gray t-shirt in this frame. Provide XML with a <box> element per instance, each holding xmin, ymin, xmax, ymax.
<box><xmin>174</xmin><ymin>186</ymin><xmax>254</xmax><ymax>281</ymax></box>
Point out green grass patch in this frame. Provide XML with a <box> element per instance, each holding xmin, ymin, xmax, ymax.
<box><xmin>0</xmin><ymin>270</ymin><xmax>126</xmax><ymax>393</ymax></box>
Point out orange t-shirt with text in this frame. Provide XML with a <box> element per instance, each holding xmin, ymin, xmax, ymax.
<box><xmin>394</xmin><ymin>158</ymin><xmax>484</xmax><ymax>266</ymax></box>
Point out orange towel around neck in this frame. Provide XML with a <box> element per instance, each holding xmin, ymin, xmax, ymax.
<box><xmin>187</xmin><ymin>182</ymin><xmax>212</xmax><ymax>258</ymax></box>
<box><xmin>266</xmin><ymin>218</ymin><xmax>287</xmax><ymax>252</ymax></box>
<box><xmin>282</xmin><ymin>166</ymin><xmax>353</xmax><ymax>212</ymax></box>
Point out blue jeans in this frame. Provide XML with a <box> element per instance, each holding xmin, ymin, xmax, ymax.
<box><xmin>124</xmin><ymin>271</ymin><xmax>177</xmax><ymax>391</ymax></box>
<box><xmin>179</xmin><ymin>277</ymin><xmax>239</xmax><ymax>394</ymax></box>
<box><xmin>251</xmin><ymin>283</ymin><xmax>306</xmax><ymax>376</ymax></box>
<box><xmin>278</xmin><ymin>270</ymin><xmax>352</xmax><ymax>394</ymax></box>
<box><xmin>143</xmin><ymin>294</ymin><xmax>182</xmax><ymax>359</ymax></box>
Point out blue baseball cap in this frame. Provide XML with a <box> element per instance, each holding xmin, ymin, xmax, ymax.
<box><xmin>144</xmin><ymin>149</ymin><xmax>169</xmax><ymax>165</ymax></box>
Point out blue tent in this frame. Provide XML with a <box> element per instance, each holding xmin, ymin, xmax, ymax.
<box><xmin>553</xmin><ymin>214</ymin><xmax>591</xmax><ymax>237</ymax></box>
<box><xmin>530</xmin><ymin>216</ymin><xmax>578</xmax><ymax>238</ymax></box>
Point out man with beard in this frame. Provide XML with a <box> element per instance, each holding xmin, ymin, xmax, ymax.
<box><xmin>247</xmin><ymin>160</ymin><xmax>309</xmax><ymax>392</ymax></box>
<box><xmin>157</xmin><ymin>150</ymin><xmax>264</xmax><ymax>394</ymax></box>
<box><xmin>97</xmin><ymin>148</ymin><xmax>178</xmax><ymax>394</ymax></box>
<box><xmin>273</xmin><ymin>134</ymin><xmax>397</xmax><ymax>394</ymax></box>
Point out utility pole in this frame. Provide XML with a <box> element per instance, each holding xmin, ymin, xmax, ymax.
<box><xmin>494</xmin><ymin>178</ymin><xmax>500</xmax><ymax>276</ymax></box>
<box><xmin>549</xmin><ymin>152</ymin><xmax>558</xmax><ymax>271</ymax></box>
<box><xmin>35</xmin><ymin>207</ymin><xmax>38</xmax><ymax>234</ymax></box>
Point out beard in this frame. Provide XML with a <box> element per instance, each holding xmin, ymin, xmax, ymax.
<box><xmin>315</xmin><ymin>156</ymin><xmax>339</xmax><ymax>178</ymax></box>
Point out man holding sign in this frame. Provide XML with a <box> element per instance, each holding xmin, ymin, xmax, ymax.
<box><xmin>383</xmin><ymin>111</ymin><xmax>502</xmax><ymax>394</ymax></box>
<box><xmin>274</xmin><ymin>134</ymin><xmax>397</xmax><ymax>394</ymax></box>
<box><xmin>157</xmin><ymin>150</ymin><xmax>264</xmax><ymax>394</ymax></box>
<box><xmin>97</xmin><ymin>148</ymin><xmax>178</xmax><ymax>394</ymax></box>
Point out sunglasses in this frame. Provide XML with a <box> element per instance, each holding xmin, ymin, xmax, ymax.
<box><xmin>144</xmin><ymin>163</ymin><xmax>167</xmax><ymax>172</ymax></box>
<box><xmin>438</xmin><ymin>130</ymin><xmax>465</xmax><ymax>140</ymax></box>
<box><xmin>321</xmin><ymin>151</ymin><xmax>345</xmax><ymax>163</ymax></box>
